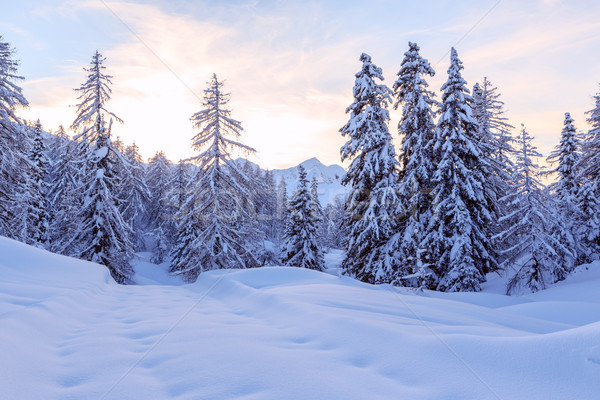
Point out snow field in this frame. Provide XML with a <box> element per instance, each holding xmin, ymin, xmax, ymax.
<box><xmin>1</xmin><ymin>236</ymin><xmax>599</xmax><ymax>399</ymax></box>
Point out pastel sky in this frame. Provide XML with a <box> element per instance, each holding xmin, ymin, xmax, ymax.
<box><xmin>3</xmin><ymin>0</ymin><xmax>600</xmax><ymax>169</ymax></box>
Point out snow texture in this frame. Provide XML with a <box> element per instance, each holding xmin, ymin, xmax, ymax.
<box><xmin>1</xmin><ymin>236</ymin><xmax>599</xmax><ymax>399</ymax></box>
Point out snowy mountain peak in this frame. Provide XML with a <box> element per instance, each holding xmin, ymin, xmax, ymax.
<box><xmin>272</xmin><ymin>158</ymin><xmax>347</xmax><ymax>205</ymax></box>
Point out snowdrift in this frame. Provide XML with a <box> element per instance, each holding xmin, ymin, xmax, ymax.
<box><xmin>1</xmin><ymin>236</ymin><xmax>599</xmax><ymax>399</ymax></box>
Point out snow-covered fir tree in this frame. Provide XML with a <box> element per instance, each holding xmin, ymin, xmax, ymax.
<box><xmin>263</xmin><ymin>169</ymin><xmax>278</xmax><ymax>241</ymax></box>
<box><xmin>574</xmin><ymin>177</ymin><xmax>600</xmax><ymax>262</ymax></box>
<box><xmin>419</xmin><ymin>48</ymin><xmax>497</xmax><ymax>292</ymax></box>
<box><xmin>0</xmin><ymin>36</ymin><xmax>29</xmax><ymax>239</ymax></box>
<box><xmin>145</xmin><ymin>151</ymin><xmax>174</xmax><ymax>263</ymax></box>
<box><xmin>276</xmin><ymin>177</ymin><xmax>288</xmax><ymax>244</ymax></box>
<box><xmin>47</xmin><ymin>126</ymin><xmax>81</xmax><ymax>254</ymax></box>
<box><xmin>545</xmin><ymin>113</ymin><xmax>580</xmax><ymax>263</ymax></box>
<box><xmin>26</xmin><ymin>120</ymin><xmax>50</xmax><ymax>247</ymax></box>
<box><xmin>119</xmin><ymin>142</ymin><xmax>150</xmax><ymax>251</ymax></box>
<box><xmin>280</xmin><ymin>166</ymin><xmax>325</xmax><ymax>271</ymax></box>
<box><xmin>547</xmin><ymin>112</ymin><xmax>580</xmax><ymax>200</ymax></box>
<box><xmin>579</xmin><ymin>85</ymin><xmax>600</xmax><ymax>181</ymax></box>
<box><xmin>391</xmin><ymin>41</ymin><xmax>438</xmax><ymax>285</ymax></box>
<box><xmin>310</xmin><ymin>176</ymin><xmax>325</xmax><ymax>246</ymax></box>
<box><xmin>170</xmin><ymin>74</ymin><xmax>260</xmax><ymax>281</ymax></box>
<box><xmin>471</xmin><ymin>78</ymin><xmax>515</xmax><ymax>171</ymax></box>
<box><xmin>67</xmin><ymin>51</ymin><xmax>133</xmax><ymax>283</ymax></box>
<box><xmin>575</xmin><ymin>88</ymin><xmax>600</xmax><ymax>260</ymax></box>
<box><xmin>339</xmin><ymin>53</ymin><xmax>401</xmax><ymax>284</ymax></box>
<box><xmin>323</xmin><ymin>196</ymin><xmax>347</xmax><ymax>250</ymax></box>
<box><xmin>497</xmin><ymin>125</ymin><xmax>575</xmax><ymax>294</ymax></box>
<box><xmin>471</xmin><ymin>78</ymin><xmax>515</xmax><ymax>264</ymax></box>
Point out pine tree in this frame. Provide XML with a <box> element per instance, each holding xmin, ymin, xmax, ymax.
<box><xmin>339</xmin><ymin>53</ymin><xmax>401</xmax><ymax>284</ymax></box>
<box><xmin>47</xmin><ymin>125</ymin><xmax>81</xmax><ymax>254</ymax></box>
<box><xmin>574</xmin><ymin>177</ymin><xmax>600</xmax><ymax>262</ymax></box>
<box><xmin>310</xmin><ymin>177</ymin><xmax>325</xmax><ymax>246</ymax></box>
<box><xmin>170</xmin><ymin>74</ymin><xmax>260</xmax><ymax>281</ymax></box>
<box><xmin>262</xmin><ymin>169</ymin><xmax>278</xmax><ymax>241</ymax></box>
<box><xmin>67</xmin><ymin>51</ymin><xmax>133</xmax><ymax>283</ymax></box>
<box><xmin>146</xmin><ymin>151</ymin><xmax>174</xmax><ymax>263</ymax></box>
<box><xmin>276</xmin><ymin>177</ymin><xmax>288</xmax><ymax>244</ymax></box>
<box><xmin>470</xmin><ymin>78</ymin><xmax>516</xmax><ymax>270</ymax></box>
<box><xmin>497</xmin><ymin>126</ymin><xmax>575</xmax><ymax>294</ymax></box>
<box><xmin>391</xmin><ymin>41</ymin><xmax>438</xmax><ymax>285</ymax></box>
<box><xmin>580</xmin><ymin>85</ymin><xmax>600</xmax><ymax>180</ymax></box>
<box><xmin>548</xmin><ymin>112</ymin><xmax>580</xmax><ymax>200</ymax></box>
<box><xmin>26</xmin><ymin>120</ymin><xmax>50</xmax><ymax>247</ymax></box>
<box><xmin>545</xmin><ymin>113</ymin><xmax>580</xmax><ymax>264</ymax></box>
<box><xmin>118</xmin><ymin>142</ymin><xmax>150</xmax><ymax>251</ymax></box>
<box><xmin>280</xmin><ymin>166</ymin><xmax>325</xmax><ymax>271</ymax></box>
<box><xmin>0</xmin><ymin>36</ymin><xmax>29</xmax><ymax>238</ymax></box>
<box><xmin>471</xmin><ymin>78</ymin><xmax>515</xmax><ymax>170</ymax></box>
<box><xmin>420</xmin><ymin>48</ymin><xmax>497</xmax><ymax>292</ymax></box>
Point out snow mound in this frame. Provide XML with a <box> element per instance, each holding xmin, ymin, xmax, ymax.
<box><xmin>1</xmin><ymin>237</ymin><xmax>599</xmax><ymax>399</ymax></box>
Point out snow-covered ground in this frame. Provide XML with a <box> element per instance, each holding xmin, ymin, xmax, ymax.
<box><xmin>1</xmin><ymin>236</ymin><xmax>599</xmax><ymax>399</ymax></box>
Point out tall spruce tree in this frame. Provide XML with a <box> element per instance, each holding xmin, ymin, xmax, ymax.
<box><xmin>26</xmin><ymin>120</ymin><xmax>50</xmax><ymax>247</ymax></box>
<box><xmin>119</xmin><ymin>142</ymin><xmax>150</xmax><ymax>251</ymax></box>
<box><xmin>146</xmin><ymin>151</ymin><xmax>174</xmax><ymax>263</ymax></box>
<box><xmin>497</xmin><ymin>126</ymin><xmax>574</xmax><ymax>294</ymax></box>
<box><xmin>576</xmin><ymin>88</ymin><xmax>600</xmax><ymax>260</ymax></box>
<box><xmin>391</xmin><ymin>41</ymin><xmax>438</xmax><ymax>285</ymax></box>
<box><xmin>471</xmin><ymin>78</ymin><xmax>515</xmax><ymax>267</ymax></box>
<box><xmin>170</xmin><ymin>74</ymin><xmax>260</xmax><ymax>281</ymax></box>
<box><xmin>420</xmin><ymin>48</ymin><xmax>497</xmax><ymax>292</ymax></box>
<box><xmin>339</xmin><ymin>53</ymin><xmax>401</xmax><ymax>284</ymax></box>
<box><xmin>67</xmin><ymin>51</ymin><xmax>133</xmax><ymax>283</ymax></box>
<box><xmin>47</xmin><ymin>126</ymin><xmax>81</xmax><ymax>254</ymax></box>
<box><xmin>276</xmin><ymin>177</ymin><xmax>288</xmax><ymax>245</ymax></box>
<box><xmin>0</xmin><ymin>36</ymin><xmax>29</xmax><ymax>239</ymax></box>
<box><xmin>548</xmin><ymin>112</ymin><xmax>580</xmax><ymax>200</ymax></box>
<box><xmin>546</xmin><ymin>113</ymin><xmax>580</xmax><ymax>263</ymax></box>
<box><xmin>574</xmin><ymin>177</ymin><xmax>600</xmax><ymax>262</ymax></box>
<box><xmin>580</xmin><ymin>85</ymin><xmax>600</xmax><ymax>180</ymax></box>
<box><xmin>280</xmin><ymin>166</ymin><xmax>325</xmax><ymax>271</ymax></box>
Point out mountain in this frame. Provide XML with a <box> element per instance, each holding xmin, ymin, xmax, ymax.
<box><xmin>272</xmin><ymin>157</ymin><xmax>347</xmax><ymax>206</ymax></box>
<box><xmin>239</xmin><ymin>157</ymin><xmax>347</xmax><ymax>206</ymax></box>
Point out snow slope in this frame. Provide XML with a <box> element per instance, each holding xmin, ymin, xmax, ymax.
<box><xmin>1</xmin><ymin>236</ymin><xmax>599</xmax><ymax>399</ymax></box>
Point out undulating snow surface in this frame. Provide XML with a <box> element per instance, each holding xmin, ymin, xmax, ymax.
<box><xmin>1</xmin><ymin>236</ymin><xmax>599</xmax><ymax>399</ymax></box>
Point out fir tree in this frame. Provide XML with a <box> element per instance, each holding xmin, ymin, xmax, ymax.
<box><xmin>580</xmin><ymin>85</ymin><xmax>600</xmax><ymax>180</ymax></box>
<box><xmin>391</xmin><ymin>41</ymin><xmax>438</xmax><ymax>285</ymax></box>
<box><xmin>548</xmin><ymin>112</ymin><xmax>580</xmax><ymax>200</ymax></box>
<box><xmin>546</xmin><ymin>113</ymin><xmax>580</xmax><ymax>263</ymax></box>
<box><xmin>170</xmin><ymin>74</ymin><xmax>260</xmax><ymax>281</ymax></box>
<box><xmin>310</xmin><ymin>177</ymin><xmax>325</xmax><ymax>246</ymax></box>
<box><xmin>420</xmin><ymin>48</ymin><xmax>497</xmax><ymax>292</ymax></box>
<box><xmin>67</xmin><ymin>51</ymin><xmax>133</xmax><ymax>283</ymax></box>
<box><xmin>119</xmin><ymin>142</ymin><xmax>150</xmax><ymax>251</ymax></box>
<box><xmin>47</xmin><ymin>126</ymin><xmax>81</xmax><ymax>254</ymax></box>
<box><xmin>471</xmin><ymin>78</ymin><xmax>515</xmax><ymax>170</ymax></box>
<box><xmin>276</xmin><ymin>177</ymin><xmax>288</xmax><ymax>244</ymax></box>
<box><xmin>471</xmin><ymin>78</ymin><xmax>515</xmax><ymax>268</ymax></box>
<box><xmin>497</xmin><ymin>126</ymin><xmax>575</xmax><ymax>294</ymax></box>
<box><xmin>146</xmin><ymin>151</ymin><xmax>174</xmax><ymax>263</ymax></box>
<box><xmin>0</xmin><ymin>36</ymin><xmax>29</xmax><ymax>238</ymax></box>
<box><xmin>280</xmin><ymin>166</ymin><xmax>325</xmax><ymax>271</ymax></box>
<box><xmin>574</xmin><ymin>177</ymin><xmax>600</xmax><ymax>262</ymax></box>
<box><xmin>26</xmin><ymin>120</ymin><xmax>50</xmax><ymax>247</ymax></box>
<box><xmin>339</xmin><ymin>53</ymin><xmax>401</xmax><ymax>284</ymax></box>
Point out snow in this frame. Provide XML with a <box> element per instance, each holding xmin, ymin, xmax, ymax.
<box><xmin>1</xmin><ymin>236</ymin><xmax>600</xmax><ymax>399</ymax></box>
<box><xmin>272</xmin><ymin>157</ymin><xmax>347</xmax><ymax>206</ymax></box>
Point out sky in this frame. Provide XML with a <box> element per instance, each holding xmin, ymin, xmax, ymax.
<box><xmin>2</xmin><ymin>0</ymin><xmax>600</xmax><ymax>169</ymax></box>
